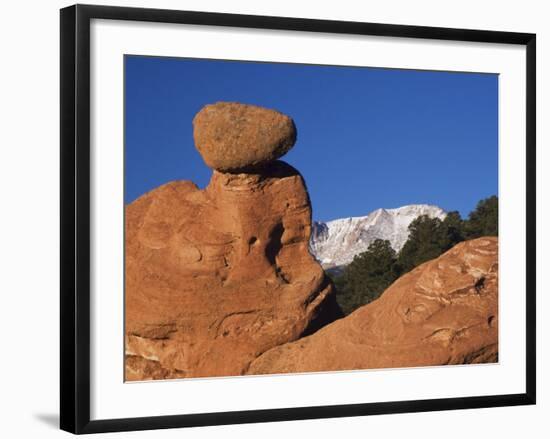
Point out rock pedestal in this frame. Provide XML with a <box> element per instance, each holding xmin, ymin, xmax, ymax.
<box><xmin>125</xmin><ymin>103</ymin><xmax>341</xmax><ymax>380</ymax></box>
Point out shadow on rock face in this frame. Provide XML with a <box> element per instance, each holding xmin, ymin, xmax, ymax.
<box><xmin>302</xmin><ymin>274</ymin><xmax>345</xmax><ymax>337</ymax></box>
<box><xmin>227</xmin><ymin>159</ymin><xmax>302</xmax><ymax>179</ymax></box>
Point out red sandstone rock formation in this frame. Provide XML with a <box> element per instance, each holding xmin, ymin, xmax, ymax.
<box><xmin>125</xmin><ymin>103</ymin><xmax>340</xmax><ymax>380</ymax></box>
<box><xmin>247</xmin><ymin>237</ymin><xmax>498</xmax><ymax>375</ymax></box>
<box><xmin>125</xmin><ymin>102</ymin><xmax>498</xmax><ymax>381</ymax></box>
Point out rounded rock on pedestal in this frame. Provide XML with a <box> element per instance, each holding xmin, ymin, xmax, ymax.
<box><xmin>192</xmin><ymin>102</ymin><xmax>297</xmax><ymax>172</ymax></box>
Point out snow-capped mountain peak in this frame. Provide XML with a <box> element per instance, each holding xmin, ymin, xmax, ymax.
<box><xmin>309</xmin><ymin>204</ymin><xmax>446</xmax><ymax>268</ymax></box>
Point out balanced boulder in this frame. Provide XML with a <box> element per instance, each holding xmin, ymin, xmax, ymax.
<box><xmin>192</xmin><ymin>102</ymin><xmax>296</xmax><ymax>172</ymax></box>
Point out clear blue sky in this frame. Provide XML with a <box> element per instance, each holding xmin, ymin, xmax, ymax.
<box><xmin>125</xmin><ymin>55</ymin><xmax>498</xmax><ymax>221</ymax></box>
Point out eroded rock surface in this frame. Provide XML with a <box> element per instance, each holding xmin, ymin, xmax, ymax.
<box><xmin>125</xmin><ymin>161</ymin><xmax>342</xmax><ymax>380</ymax></box>
<box><xmin>247</xmin><ymin>237</ymin><xmax>498</xmax><ymax>375</ymax></box>
<box><xmin>126</xmin><ymin>101</ymin><xmax>498</xmax><ymax>381</ymax></box>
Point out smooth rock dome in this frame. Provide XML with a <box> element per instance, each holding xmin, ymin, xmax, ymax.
<box><xmin>192</xmin><ymin>102</ymin><xmax>297</xmax><ymax>172</ymax></box>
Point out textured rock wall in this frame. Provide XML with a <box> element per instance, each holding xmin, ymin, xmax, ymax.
<box><xmin>247</xmin><ymin>237</ymin><xmax>498</xmax><ymax>375</ymax></box>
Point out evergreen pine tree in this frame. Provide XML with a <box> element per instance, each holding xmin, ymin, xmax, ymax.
<box><xmin>334</xmin><ymin>239</ymin><xmax>400</xmax><ymax>315</ymax></box>
<box><xmin>463</xmin><ymin>195</ymin><xmax>498</xmax><ymax>238</ymax></box>
<box><xmin>327</xmin><ymin>196</ymin><xmax>497</xmax><ymax>315</ymax></box>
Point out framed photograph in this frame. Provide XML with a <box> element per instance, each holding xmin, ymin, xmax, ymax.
<box><xmin>60</xmin><ymin>4</ymin><xmax>536</xmax><ymax>434</ymax></box>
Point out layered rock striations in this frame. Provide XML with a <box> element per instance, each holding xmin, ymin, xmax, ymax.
<box><xmin>125</xmin><ymin>102</ymin><xmax>341</xmax><ymax>380</ymax></box>
<box><xmin>247</xmin><ymin>237</ymin><xmax>499</xmax><ymax>375</ymax></box>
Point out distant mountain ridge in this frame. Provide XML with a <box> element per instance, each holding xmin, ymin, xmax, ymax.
<box><xmin>309</xmin><ymin>204</ymin><xmax>447</xmax><ymax>268</ymax></box>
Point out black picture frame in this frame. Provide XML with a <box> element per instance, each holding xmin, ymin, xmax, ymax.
<box><xmin>60</xmin><ymin>4</ymin><xmax>536</xmax><ymax>434</ymax></box>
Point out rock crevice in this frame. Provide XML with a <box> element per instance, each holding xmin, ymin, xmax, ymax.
<box><xmin>247</xmin><ymin>237</ymin><xmax>499</xmax><ymax>375</ymax></box>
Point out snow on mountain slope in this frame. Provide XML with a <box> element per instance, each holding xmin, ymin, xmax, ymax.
<box><xmin>309</xmin><ymin>204</ymin><xmax>447</xmax><ymax>268</ymax></box>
